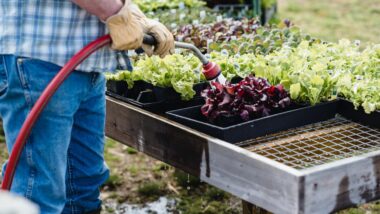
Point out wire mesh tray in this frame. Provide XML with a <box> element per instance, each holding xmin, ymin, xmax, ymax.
<box><xmin>237</xmin><ymin>117</ymin><xmax>380</xmax><ymax>169</ymax></box>
<box><xmin>238</xmin><ymin>99</ymin><xmax>380</xmax><ymax>170</ymax></box>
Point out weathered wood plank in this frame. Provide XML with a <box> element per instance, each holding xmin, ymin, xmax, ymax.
<box><xmin>301</xmin><ymin>150</ymin><xmax>380</xmax><ymax>214</ymax></box>
<box><xmin>105</xmin><ymin>97</ymin><xmax>301</xmax><ymax>214</ymax></box>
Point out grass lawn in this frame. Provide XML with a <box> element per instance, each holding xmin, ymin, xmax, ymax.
<box><xmin>277</xmin><ymin>0</ymin><xmax>380</xmax><ymax>44</ymax></box>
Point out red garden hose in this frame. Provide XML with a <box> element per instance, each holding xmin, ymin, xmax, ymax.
<box><xmin>1</xmin><ymin>35</ymin><xmax>112</xmax><ymax>190</ymax></box>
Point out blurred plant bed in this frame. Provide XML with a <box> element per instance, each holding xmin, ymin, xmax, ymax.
<box><xmin>172</xmin><ymin>19</ymin><xmax>319</xmax><ymax>55</ymax></box>
<box><xmin>136</xmin><ymin>0</ymin><xmax>206</xmax><ymax>13</ymax></box>
<box><xmin>207</xmin><ymin>22</ymin><xmax>318</xmax><ymax>55</ymax></box>
<box><xmin>147</xmin><ymin>7</ymin><xmax>219</xmax><ymax>30</ymax></box>
<box><xmin>212</xmin><ymin>4</ymin><xmax>257</xmax><ymax>20</ymax></box>
<box><xmin>204</xmin><ymin>0</ymin><xmax>276</xmax><ymax>8</ymax></box>
<box><xmin>138</xmin><ymin>0</ymin><xmax>276</xmax><ymax>25</ymax></box>
<box><xmin>204</xmin><ymin>0</ymin><xmax>277</xmax><ymax>22</ymax></box>
<box><xmin>172</xmin><ymin>18</ymin><xmax>261</xmax><ymax>53</ymax></box>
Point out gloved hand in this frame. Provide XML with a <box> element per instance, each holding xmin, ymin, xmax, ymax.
<box><xmin>106</xmin><ymin>1</ymin><xmax>174</xmax><ymax>58</ymax></box>
<box><xmin>106</xmin><ymin>0</ymin><xmax>143</xmax><ymax>50</ymax></box>
<box><xmin>128</xmin><ymin>4</ymin><xmax>175</xmax><ymax>58</ymax></box>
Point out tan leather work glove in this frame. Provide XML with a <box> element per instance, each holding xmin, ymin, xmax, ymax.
<box><xmin>107</xmin><ymin>1</ymin><xmax>174</xmax><ymax>58</ymax></box>
<box><xmin>106</xmin><ymin>0</ymin><xmax>144</xmax><ymax>50</ymax></box>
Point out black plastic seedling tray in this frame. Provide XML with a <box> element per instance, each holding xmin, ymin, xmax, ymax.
<box><xmin>106</xmin><ymin>90</ymin><xmax>205</xmax><ymax>113</ymax></box>
<box><xmin>153</xmin><ymin>86</ymin><xmax>181</xmax><ymax>101</ymax></box>
<box><xmin>106</xmin><ymin>91</ymin><xmax>161</xmax><ymax>112</ymax></box>
<box><xmin>338</xmin><ymin>99</ymin><xmax>380</xmax><ymax>129</ymax></box>
<box><xmin>106</xmin><ymin>80</ymin><xmax>208</xmax><ymax>113</ymax></box>
<box><xmin>106</xmin><ymin>80</ymin><xmax>153</xmax><ymax>100</ymax></box>
<box><xmin>152</xmin><ymin>82</ymin><xmax>208</xmax><ymax>101</ymax></box>
<box><xmin>166</xmin><ymin>101</ymin><xmax>339</xmax><ymax>143</ymax></box>
<box><xmin>107</xmin><ymin>80</ymin><xmax>208</xmax><ymax>100</ymax></box>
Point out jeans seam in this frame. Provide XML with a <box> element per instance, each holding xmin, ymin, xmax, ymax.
<box><xmin>16</xmin><ymin>58</ymin><xmax>33</xmax><ymax>107</ymax></box>
<box><xmin>25</xmin><ymin>157</ymin><xmax>34</xmax><ymax>198</ymax></box>
<box><xmin>13</xmin><ymin>57</ymin><xmax>36</xmax><ymax>199</ymax></box>
<box><xmin>25</xmin><ymin>137</ymin><xmax>37</xmax><ymax>199</ymax></box>
<box><xmin>67</xmin><ymin>150</ymin><xmax>79</xmax><ymax>213</ymax></box>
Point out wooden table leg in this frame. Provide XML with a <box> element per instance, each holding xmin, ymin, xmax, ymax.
<box><xmin>242</xmin><ymin>200</ymin><xmax>272</xmax><ymax>214</ymax></box>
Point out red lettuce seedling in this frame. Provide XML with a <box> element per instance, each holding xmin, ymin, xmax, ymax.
<box><xmin>201</xmin><ymin>75</ymin><xmax>291</xmax><ymax>122</ymax></box>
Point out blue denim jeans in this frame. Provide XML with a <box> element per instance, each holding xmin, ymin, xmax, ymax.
<box><xmin>0</xmin><ymin>55</ymin><xmax>109</xmax><ymax>214</ymax></box>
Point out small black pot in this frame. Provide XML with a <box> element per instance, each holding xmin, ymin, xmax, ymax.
<box><xmin>153</xmin><ymin>86</ymin><xmax>181</xmax><ymax>102</ymax></box>
<box><xmin>130</xmin><ymin>91</ymin><xmax>204</xmax><ymax>113</ymax></box>
<box><xmin>153</xmin><ymin>82</ymin><xmax>210</xmax><ymax>102</ymax></box>
<box><xmin>107</xmin><ymin>82</ymin><xmax>206</xmax><ymax>113</ymax></box>
<box><xmin>106</xmin><ymin>80</ymin><xmax>128</xmax><ymax>97</ymax></box>
<box><xmin>128</xmin><ymin>81</ymin><xmax>153</xmax><ymax>100</ymax></box>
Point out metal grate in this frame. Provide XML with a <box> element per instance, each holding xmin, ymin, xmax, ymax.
<box><xmin>238</xmin><ymin>118</ymin><xmax>380</xmax><ymax>170</ymax></box>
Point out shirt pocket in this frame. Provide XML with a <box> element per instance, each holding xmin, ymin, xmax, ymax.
<box><xmin>0</xmin><ymin>56</ymin><xmax>8</xmax><ymax>96</ymax></box>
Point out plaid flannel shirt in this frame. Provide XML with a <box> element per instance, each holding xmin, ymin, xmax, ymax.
<box><xmin>0</xmin><ymin>0</ymin><xmax>124</xmax><ymax>73</ymax></box>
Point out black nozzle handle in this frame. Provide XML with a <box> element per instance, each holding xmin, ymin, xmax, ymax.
<box><xmin>143</xmin><ymin>34</ymin><xmax>157</xmax><ymax>46</ymax></box>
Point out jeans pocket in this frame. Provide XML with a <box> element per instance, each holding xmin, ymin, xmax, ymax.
<box><xmin>16</xmin><ymin>57</ymin><xmax>60</xmax><ymax>104</ymax></box>
<box><xmin>0</xmin><ymin>56</ymin><xmax>9</xmax><ymax>96</ymax></box>
<box><xmin>17</xmin><ymin>57</ymin><xmax>61</xmax><ymax>91</ymax></box>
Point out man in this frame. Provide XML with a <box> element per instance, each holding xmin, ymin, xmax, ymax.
<box><xmin>0</xmin><ymin>0</ymin><xmax>174</xmax><ymax>213</ymax></box>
